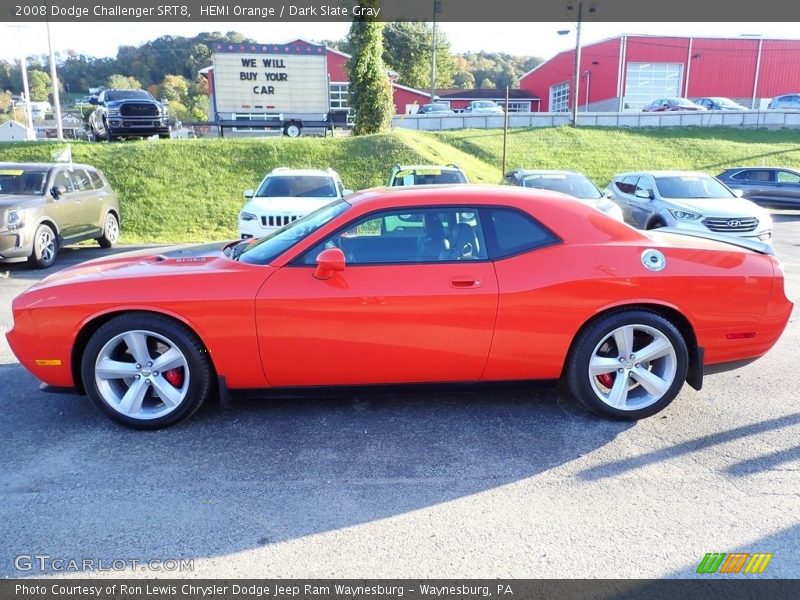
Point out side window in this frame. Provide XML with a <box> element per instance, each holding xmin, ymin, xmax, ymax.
<box><xmin>484</xmin><ymin>208</ymin><xmax>560</xmax><ymax>260</ymax></box>
<box><xmin>777</xmin><ymin>171</ymin><xmax>800</xmax><ymax>184</ymax></box>
<box><xmin>300</xmin><ymin>208</ymin><xmax>488</xmax><ymax>265</ymax></box>
<box><xmin>616</xmin><ymin>176</ymin><xmax>639</xmax><ymax>195</ymax></box>
<box><xmin>53</xmin><ymin>170</ymin><xmax>76</xmax><ymax>193</ymax></box>
<box><xmin>70</xmin><ymin>169</ymin><xmax>92</xmax><ymax>191</ymax></box>
<box><xmin>745</xmin><ymin>170</ymin><xmax>774</xmax><ymax>182</ymax></box>
<box><xmin>88</xmin><ymin>170</ymin><xmax>105</xmax><ymax>189</ymax></box>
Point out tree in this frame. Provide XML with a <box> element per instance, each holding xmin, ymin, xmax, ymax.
<box><xmin>106</xmin><ymin>74</ymin><xmax>141</xmax><ymax>89</ymax></box>
<box><xmin>28</xmin><ymin>70</ymin><xmax>52</xmax><ymax>101</ymax></box>
<box><xmin>453</xmin><ymin>71</ymin><xmax>475</xmax><ymax>89</ymax></box>
<box><xmin>346</xmin><ymin>3</ymin><xmax>394</xmax><ymax>135</ymax></box>
<box><xmin>382</xmin><ymin>22</ymin><xmax>456</xmax><ymax>90</ymax></box>
<box><xmin>479</xmin><ymin>78</ymin><xmax>496</xmax><ymax>89</ymax></box>
<box><xmin>160</xmin><ymin>74</ymin><xmax>190</xmax><ymax>104</ymax></box>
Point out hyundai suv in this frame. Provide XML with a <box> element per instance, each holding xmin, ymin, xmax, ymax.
<box><xmin>604</xmin><ymin>171</ymin><xmax>772</xmax><ymax>242</ymax></box>
<box><xmin>239</xmin><ymin>168</ymin><xmax>351</xmax><ymax>239</ymax></box>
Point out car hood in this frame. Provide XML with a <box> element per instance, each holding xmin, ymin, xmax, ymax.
<box><xmin>30</xmin><ymin>242</ymin><xmax>239</xmax><ymax>290</ymax></box>
<box><xmin>0</xmin><ymin>194</ymin><xmax>43</xmax><ymax>210</ymax></box>
<box><xmin>244</xmin><ymin>196</ymin><xmax>337</xmax><ymax>214</ymax></box>
<box><xmin>666</xmin><ymin>197</ymin><xmax>770</xmax><ymax>218</ymax></box>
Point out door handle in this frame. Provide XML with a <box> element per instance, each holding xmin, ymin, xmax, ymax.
<box><xmin>450</xmin><ymin>277</ymin><xmax>481</xmax><ymax>288</ymax></box>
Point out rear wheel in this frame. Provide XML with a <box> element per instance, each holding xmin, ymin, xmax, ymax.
<box><xmin>81</xmin><ymin>313</ymin><xmax>212</xmax><ymax>429</ymax></box>
<box><xmin>28</xmin><ymin>223</ymin><xmax>58</xmax><ymax>269</ymax></box>
<box><xmin>96</xmin><ymin>212</ymin><xmax>120</xmax><ymax>249</ymax></box>
<box><xmin>283</xmin><ymin>122</ymin><xmax>302</xmax><ymax>137</ymax></box>
<box><xmin>566</xmin><ymin>310</ymin><xmax>688</xmax><ymax>420</ymax></box>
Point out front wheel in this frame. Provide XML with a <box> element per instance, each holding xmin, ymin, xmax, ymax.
<box><xmin>565</xmin><ymin>310</ymin><xmax>688</xmax><ymax>420</ymax></box>
<box><xmin>28</xmin><ymin>223</ymin><xmax>58</xmax><ymax>269</ymax></box>
<box><xmin>81</xmin><ymin>313</ymin><xmax>212</xmax><ymax>429</ymax></box>
<box><xmin>97</xmin><ymin>212</ymin><xmax>120</xmax><ymax>248</ymax></box>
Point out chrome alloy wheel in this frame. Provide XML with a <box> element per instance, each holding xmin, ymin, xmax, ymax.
<box><xmin>36</xmin><ymin>228</ymin><xmax>56</xmax><ymax>264</ymax></box>
<box><xmin>104</xmin><ymin>214</ymin><xmax>120</xmax><ymax>243</ymax></box>
<box><xmin>588</xmin><ymin>324</ymin><xmax>677</xmax><ymax>411</ymax></box>
<box><xmin>94</xmin><ymin>329</ymin><xmax>190</xmax><ymax>420</ymax></box>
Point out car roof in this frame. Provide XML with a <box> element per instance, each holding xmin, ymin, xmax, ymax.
<box><xmin>510</xmin><ymin>169</ymin><xmax>584</xmax><ymax>176</ymax></box>
<box><xmin>612</xmin><ymin>170</ymin><xmax>709</xmax><ymax>178</ymax></box>
<box><xmin>394</xmin><ymin>164</ymin><xmax>463</xmax><ymax>172</ymax></box>
<box><xmin>266</xmin><ymin>168</ymin><xmax>339</xmax><ymax>178</ymax></box>
<box><xmin>0</xmin><ymin>162</ymin><xmax>96</xmax><ymax>170</ymax></box>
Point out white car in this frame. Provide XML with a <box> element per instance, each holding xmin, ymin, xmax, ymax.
<box><xmin>464</xmin><ymin>100</ymin><xmax>505</xmax><ymax>115</ymax></box>
<box><xmin>239</xmin><ymin>168</ymin><xmax>351</xmax><ymax>239</ymax></box>
<box><xmin>604</xmin><ymin>171</ymin><xmax>772</xmax><ymax>243</ymax></box>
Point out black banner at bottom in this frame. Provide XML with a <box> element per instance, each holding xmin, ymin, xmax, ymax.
<box><xmin>3</xmin><ymin>579</ymin><xmax>800</xmax><ymax>600</ymax></box>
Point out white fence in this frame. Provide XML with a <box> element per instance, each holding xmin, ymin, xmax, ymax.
<box><xmin>392</xmin><ymin>110</ymin><xmax>800</xmax><ymax>131</ymax></box>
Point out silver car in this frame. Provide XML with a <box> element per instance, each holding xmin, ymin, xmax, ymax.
<box><xmin>767</xmin><ymin>94</ymin><xmax>800</xmax><ymax>110</ymax></box>
<box><xmin>0</xmin><ymin>163</ymin><xmax>120</xmax><ymax>268</ymax></box>
<box><xmin>604</xmin><ymin>171</ymin><xmax>772</xmax><ymax>243</ymax></box>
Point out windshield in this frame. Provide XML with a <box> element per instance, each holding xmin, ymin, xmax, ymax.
<box><xmin>105</xmin><ymin>90</ymin><xmax>153</xmax><ymax>102</ymax></box>
<box><xmin>425</xmin><ymin>104</ymin><xmax>450</xmax><ymax>111</ymax></box>
<box><xmin>522</xmin><ymin>173</ymin><xmax>602</xmax><ymax>199</ymax></box>
<box><xmin>655</xmin><ymin>175</ymin><xmax>735</xmax><ymax>199</ymax></box>
<box><xmin>0</xmin><ymin>168</ymin><xmax>48</xmax><ymax>195</ymax></box>
<box><xmin>473</xmin><ymin>102</ymin><xmax>496</xmax><ymax>108</ymax></box>
<box><xmin>238</xmin><ymin>200</ymin><xmax>350</xmax><ymax>265</ymax></box>
<box><xmin>391</xmin><ymin>168</ymin><xmax>467</xmax><ymax>186</ymax></box>
<box><xmin>256</xmin><ymin>175</ymin><xmax>338</xmax><ymax>198</ymax></box>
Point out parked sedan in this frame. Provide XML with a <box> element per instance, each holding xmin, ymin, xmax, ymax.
<box><xmin>501</xmin><ymin>169</ymin><xmax>624</xmax><ymax>221</ymax></box>
<box><xmin>717</xmin><ymin>167</ymin><xmax>800</xmax><ymax>208</ymax></box>
<box><xmin>767</xmin><ymin>94</ymin><xmax>800</xmax><ymax>110</ymax></box>
<box><xmin>694</xmin><ymin>97</ymin><xmax>748</xmax><ymax>111</ymax></box>
<box><xmin>642</xmin><ymin>98</ymin><xmax>707</xmax><ymax>112</ymax></box>
<box><xmin>604</xmin><ymin>171</ymin><xmax>772</xmax><ymax>242</ymax></box>
<box><xmin>7</xmin><ymin>186</ymin><xmax>791</xmax><ymax>429</ymax></box>
<box><xmin>0</xmin><ymin>162</ymin><xmax>120</xmax><ymax>268</ymax></box>
<box><xmin>464</xmin><ymin>101</ymin><xmax>505</xmax><ymax>115</ymax></box>
<box><xmin>417</xmin><ymin>103</ymin><xmax>455</xmax><ymax>115</ymax></box>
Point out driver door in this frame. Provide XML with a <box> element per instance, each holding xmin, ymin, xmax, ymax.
<box><xmin>255</xmin><ymin>207</ymin><xmax>499</xmax><ymax>387</ymax></box>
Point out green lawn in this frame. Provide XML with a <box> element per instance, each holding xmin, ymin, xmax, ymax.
<box><xmin>1</xmin><ymin>127</ymin><xmax>798</xmax><ymax>243</ymax></box>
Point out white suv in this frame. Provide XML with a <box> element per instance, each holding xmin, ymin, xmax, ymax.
<box><xmin>238</xmin><ymin>168</ymin><xmax>351</xmax><ymax>239</ymax></box>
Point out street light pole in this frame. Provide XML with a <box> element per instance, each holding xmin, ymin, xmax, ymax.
<box><xmin>430</xmin><ymin>0</ymin><xmax>441</xmax><ymax>104</ymax></box>
<box><xmin>45</xmin><ymin>17</ymin><xmax>64</xmax><ymax>140</ymax></box>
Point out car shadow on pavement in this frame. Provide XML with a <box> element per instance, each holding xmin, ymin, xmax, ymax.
<box><xmin>0</xmin><ymin>364</ymin><xmax>633</xmax><ymax>577</ymax></box>
<box><xmin>577</xmin><ymin>413</ymin><xmax>800</xmax><ymax>482</ymax></box>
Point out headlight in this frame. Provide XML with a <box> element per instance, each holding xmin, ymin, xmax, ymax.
<box><xmin>7</xmin><ymin>209</ymin><xmax>24</xmax><ymax>230</ymax></box>
<box><xmin>239</xmin><ymin>211</ymin><xmax>257</xmax><ymax>222</ymax></box>
<box><xmin>669</xmin><ymin>209</ymin><xmax>702</xmax><ymax>221</ymax></box>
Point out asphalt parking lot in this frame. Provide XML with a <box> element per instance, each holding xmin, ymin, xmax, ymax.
<box><xmin>1</xmin><ymin>215</ymin><xmax>799</xmax><ymax>580</ymax></box>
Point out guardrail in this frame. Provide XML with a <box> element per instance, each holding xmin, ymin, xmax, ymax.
<box><xmin>392</xmin><ymin>110</ymin><xmax>800</xmax><ymax>131</ymax></box>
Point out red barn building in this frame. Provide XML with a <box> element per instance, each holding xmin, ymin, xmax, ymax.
<box><xmin>520</xmin><ymin>35</ymin><xmax>800</xmax><ymax>112</ymax></box>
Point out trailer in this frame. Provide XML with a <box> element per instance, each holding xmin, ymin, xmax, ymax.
<box><xmin>210</xmin><ymin>40</ymin><xmax>344</xmax><ymax>137</ymax></box>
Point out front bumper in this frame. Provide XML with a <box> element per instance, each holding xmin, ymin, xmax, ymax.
<box><xmin>239</xmin><ymin>218</ymin><xmax>278</xmax><ymax>239</ymax></box>
<box><xmin>669</xmin><ymin>219</ymin><xmax>772</xmax><ymax>243</ymax></box>
<box><xmin>0</xmin><ymin>230</ymin><xmax>31</xmax><ymax>261</ymax></box>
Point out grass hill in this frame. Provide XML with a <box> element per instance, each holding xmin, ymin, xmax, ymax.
<box><xmin>1</xmin><ymin>127</ymin><xmax>798</xmax><ymax>243</ymax></box>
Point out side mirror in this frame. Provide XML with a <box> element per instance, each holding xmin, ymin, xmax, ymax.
<box><xmin>342</xmin><ymin>189</ymin><xmax>353</xmax><ymax>196</ymax></box>
<box><xmin>733</xmin><ymin>189</ymin><xmax>744</xmax><ymax>198</ymax></box>
<box><xmin>313</xmin><ymin>247</ymin><xmax>346</xmax><ymax>280</ymax></box>
<box><xmin>243</xmin><ymin>189</ymin><xmax>254</xmax><ymax>199</ymax></box>
<box><xmin>634</xmin><ymin>189</ymin><xmax>653</xmax><ymax>200</ymax></box>
<box><xmin>51</xmin><ymin>185</ymin><xmax>66</xmax><ymax>199</ymax></box>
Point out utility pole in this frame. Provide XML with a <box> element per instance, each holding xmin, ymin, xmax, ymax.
<box><xmin>19</xmin><ymin>58</ymin><xmax>35</xmax><ymax>138</ymax></box>
<box><xmin>568</xmin><ymin>1</ymin><xmax>596</xmax><ymax>126</ymax></box>
<box><xmin>430</xmin><ymin>0</ymin><xmax>442</xmax><ymax>104</ymax></box>
<box><xmin>45</xmin><ymin>17</ymin><xmax>64</xmax><ymax>140</ymax></box>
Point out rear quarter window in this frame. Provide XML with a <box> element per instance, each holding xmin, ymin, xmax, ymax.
<box><xmin>483</xmin><ymin>207</ymin><xmax>560</xmax><ymax>259</ymax></box>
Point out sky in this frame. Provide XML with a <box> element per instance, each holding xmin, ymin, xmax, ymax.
<box><xmin>1</xmin><ymin>21</ymin><xmax>798</xmax><ymax>62</ymax></box>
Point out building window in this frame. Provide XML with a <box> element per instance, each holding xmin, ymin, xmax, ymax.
<box><xmin>549</xmin><ymin>82</ymin><xmax>570</xmax><ymax>112</ymax></box>
<box><xmin>330</xmin><ymin>83</ymin><xmax>350</xmax><ymax>111</ymax></box>
<box><xmin>504</xmin><ymin>101</ymin><xmax>532</xmax><ymax>113</ymax></box>
<box><xmin>623</xmin><ymin>62</ymin><xmax>683</xmax><ymax>111</ymax></box>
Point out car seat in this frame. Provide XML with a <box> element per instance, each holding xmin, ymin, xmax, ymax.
<box><xmin>417</xmin><ymin>214</ymin><xmax>450</xmax><ymax>260</ymax></box>
<box><xmin>445</xmin><ymin>223</ymin><xmax>480</xmax><ymax>260</ymax></box>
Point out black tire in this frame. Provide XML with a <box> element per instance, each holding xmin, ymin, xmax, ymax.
<box><xmin>81</xmin><ymin>313</ymin><xmax>213</xmax><ymax>429</ymax></box>
<box><xmin>283</xmin><ymin>122</ymin><xmax>302</xmax><ymax>137</ymax></box>
<box><xmin>103</xmin><ymin>118</ymin><xmax>113</xmax><ymax>142</ymax></box>
<box><xmin>97</xmin><ymin>212</ymin><xmax>120</xmax><ymax>249</ymax></box>
<box><xmin>27</xmin><ymin>223</ymin><xmax>58</xmax><ymax>269</ymax></box>
<box><xmin>565</xmin><ymin>310</ymin><xmax>688</xmax><ymax>420</ymax></box>
<box><xmin>92</xmin><ymin>127</ymin><xmax>103</xmax><ymax>142</ymax></box>
<box><xmin>646</xmin><ymin>219</ymin><xmax>666</xmax><ymax>230</ymax></box>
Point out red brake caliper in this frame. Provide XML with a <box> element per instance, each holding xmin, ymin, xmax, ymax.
<box><xmin>163</xmin><ymin>368</ymin><xmax>184</xmax><ymax>387</ymax></box>
<box><xmin>597</xmin><ymin>373</ymin><xmax>614</xmax><ymax>388</ymax></box>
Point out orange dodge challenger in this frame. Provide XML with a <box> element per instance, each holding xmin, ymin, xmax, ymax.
<box><xmin>6</xmin><ymin>186</ymin><xmax>792</xmax><ymax>429</ymax></box>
